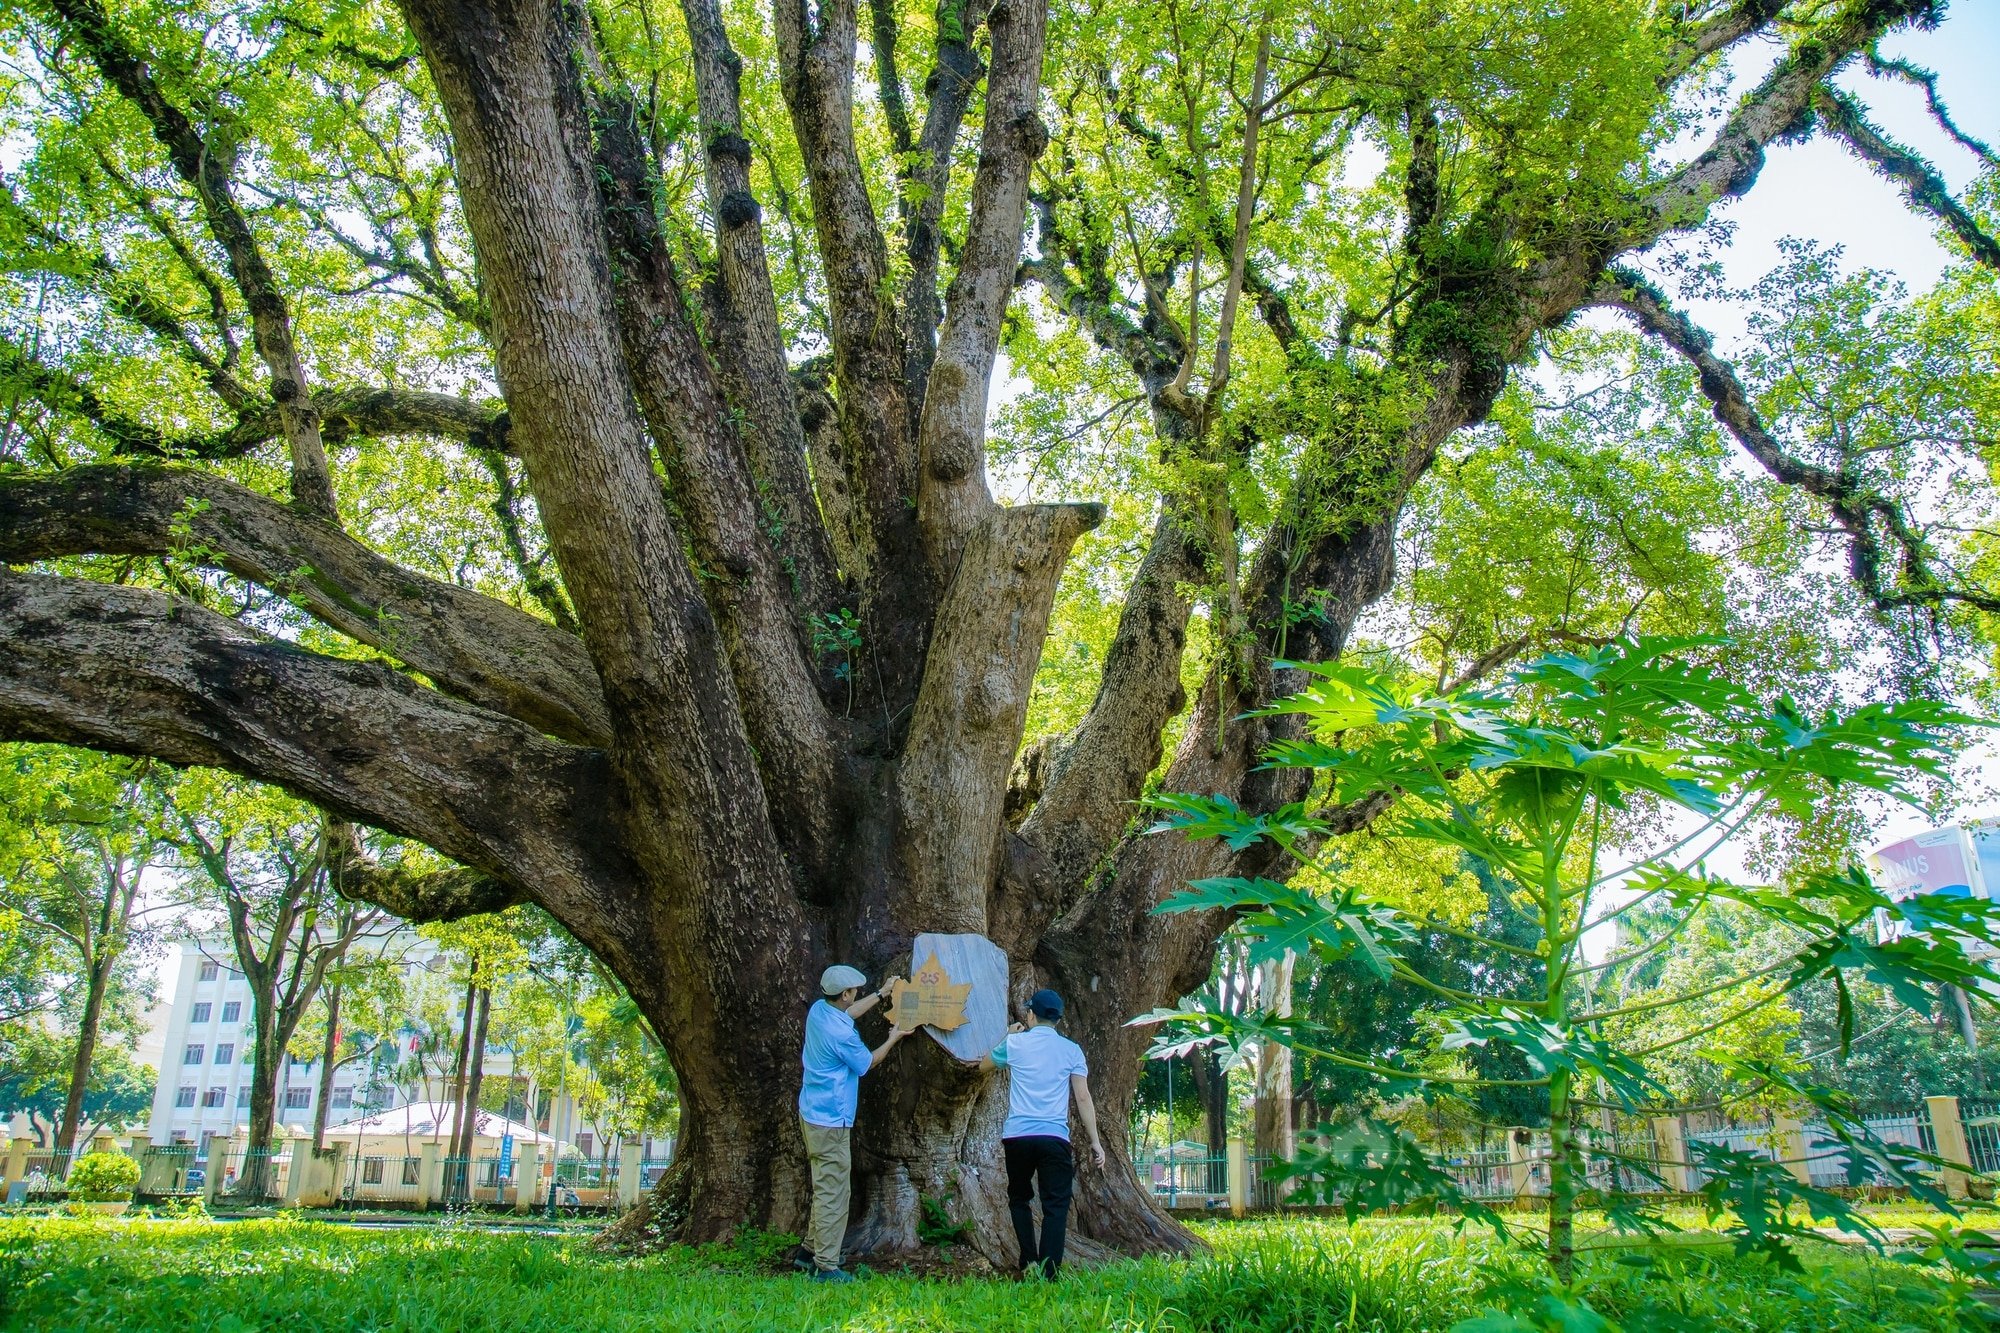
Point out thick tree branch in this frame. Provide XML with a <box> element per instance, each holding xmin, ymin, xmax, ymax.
<box><xmin>772</xmin><ymin>0</ymin><xmax>936</xmax><ymax>715</ymax></box>
<box><xmin>574</xmin><ymin>27</ymin><xmax>845</xmax><ymax>875</ymax></box>
<box><xmin>48</xmin><ymin>0</ymin><xmax>339</xmax><ymax>518</ymax></box>
<box><xmin>893</xmin><ymin>501</ymin><xmax>1101</xmax><ymax>932</ymax></box>
<box><xmin>0</xmin><ymin>567</ymin><xmax>628</xmax><ymax>921</ymax></box>
<box><xmin>1864</xmin><ymin>52</ymin><xmax>1998</xmax><ymax>167</ymax></box>
<box><xmin>1596</xmin><ymin>268</ymin><xmax>2000</xmax><ymax>615</ymax></box>
<box><xmin>914</xmin><ymin>0</ymin><xmax>1050</xmax><ymax>576</ymax></box>
<box><xmin>1016</xmin><ymin>503</ymin><xmax>1202</xmax><ymax>893</ymax></box>
<box><xmin>675</xmin><ymin>0</ymin><xmax>844</xmax><ymax>626</ymax></box>
<box><xmin>1812</xmin><ymin>86</ymin><xmax>2000</xmax><ymax>271</ymax></box>
<box><xmin>0</xmin><ymin>463</ymin><xmax>611</xmax><ymax>743</ymax></box>
<box><xmin>1660</xmin><ymin>0</ymin><xmax>1791</xmax><ymax>82</ymax></box>
<box><xmin>1639</xmin><ymin>1</ymin><xmax>1940</xmax><ymax>244</ymax></box>
<box><xmin>897</xmin><ymin>0</ymin><xmax>995</xmax><ymax>400</ymax></box>
<box><xmin>159</xmin><ymin>386</ymin><xmax>513</xmax><ymax>461</ymax></box>
<box><xmin>398</xmin><ymin>8</ymin><xmax>814</xmax><ymax>1097</ymax></box>
<box><xmin>326</xmin><ymin>823</ymin><xmax>527</xmax><ymax>924</ymax></box>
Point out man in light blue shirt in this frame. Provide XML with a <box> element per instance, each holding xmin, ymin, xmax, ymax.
<box><xmin>977</xmin><ymin>988</ymin><xmax>1104</xmax><ymax>1278</ymax></box>
<box><xmin>799</xmin><ymin>963</ymin><xmax>910</xmax><ymax>1281</ymax></box>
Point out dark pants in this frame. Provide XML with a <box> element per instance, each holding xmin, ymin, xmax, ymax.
<box><xmin>1004</xmin><ymin>1135</ymin><xmax>1075</xmax><ymax>1277</ymax></box>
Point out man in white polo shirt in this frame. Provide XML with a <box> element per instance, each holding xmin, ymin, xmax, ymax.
<box><xmin>799</xmin><ymin>963</ymin><xmax>911</xmax><ymax>1282</ymax></box>
<box><xmin>978</xmin><ymin>988</ymin><xmax>1104</xmax><ymax>1279</ymax></box>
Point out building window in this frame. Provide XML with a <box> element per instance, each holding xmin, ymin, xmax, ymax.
<box><xmin>202</xmin><ymin>1087</ymin><xmax>225</xmax><ymax>1108</ymax></box>
<box><xmin>199</xmin><ymin>961</ymin><xmax>219</xmax><ymax>981</ymax></box>
<box><xmin>363</xmin><ymin>1158</ymin><xmax>384</xmax><ymax>1184</ymax></box>
<box><xmin>402</xmin><ymin>1158</ymin><xmax>421</xmax><ymax>1185</ymax></box>
<box><xmin>175</xmin><ymin>1086</ymin><xmax>196</xmax><ymax>1108</ymax></box>
<box><xmin>183</xmin><ymin>1044</ymin><xmax>204</xmax><ymax>1065</ymax></box>
<box><xmin>221</xmin><ymin>1001</ymin><xmax>241</xmax><ymax>1023</ymax></box>
<box><xmin>214</xmin><ymin>1043</ymin><xmax>234</xmax><ymax>1064</ymax></box>
<box><xmin>284</xmin><ymin>1088</ymin><xmax>311</xmax><ymax>1109</ymax></box>
<box><xmin>577</xmin><ymin>1132</ymin><xmax>594</xmax><ymax>1159</ymax></box>
<box><xmin>237</xmin><ymin>1086</ymin><xmax>253</xmax><ymax>1105</ymax></box>
<box><xmin>191</xmin><ymin>1002</ymin><xmax>212</xmax><ymax>1023</ymax></box>
<box><xmin>330</xmin><ymin>1087</ymin><xmax>353</xmax><ymax>1110</ymax></box>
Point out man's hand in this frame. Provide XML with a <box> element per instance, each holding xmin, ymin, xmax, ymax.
<box><xmin>878</xmin><ymin>976</ymin><xmax>904</xmax><ymax>1000</ymax></box>
<box><xmin>1006</xmin><ymin>1022</ymin><xmax>1024</xmax><ymax>1034</ymax></box>
<box><xmin>1089</xmin><ymin>1139</ymin><xmax>1106</xmax><ymax>1170</ymax></box>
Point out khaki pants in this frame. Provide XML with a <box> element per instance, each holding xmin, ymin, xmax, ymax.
<box><xmin>801</xmin><ymin>1120</ymin><xmax>851</xmax><ymax>1271</ymax></box>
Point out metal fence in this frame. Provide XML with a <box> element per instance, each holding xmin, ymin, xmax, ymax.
<box><xmin>639</xmin><ymin>1158</ymin><xmax>673</xmax><ymax>1190</ymax></box>
<box><xmin>136</xmin><ymin>1144</ymin><xmax>200</xmax><ymax>1197</ymax></box>
<box><xmin>1681</xmin><ymin>1108</ymin><xmax>1934</xmax><ymax>1190</ymax></box>
<box><xmin>1135</xmin><ymin>1109</ymin><xmax>1944</xmax><ymax>1213</ymax></box>
<box><xmin>1134</xmin><ymin>1149</ymin><xmax>1229</xmax><ymax>1207</ymax></box>
<box><xmin>210</xmin><ymin>1145</ymin><xmax>291</xmax><ymax>1202</ymax></box>
<box><xmin>12</xmin><ymin>1149</ymin><xmax>74</xmax><ymax>1199</ymax></box>
<box><xmin>343</xmin><ymin>1154</ymin><xmax>427</xmax><ymax>1206</ymax></box>
<box><xmin>1964</xmin><ymin>1101</ymin><xmax>2000</xmax><ymax>1175</ymax></box>
<box><xmin>553</xmin><ymin>1157</ymin><xmax>619</xmax><ymax>1192</ymax></box>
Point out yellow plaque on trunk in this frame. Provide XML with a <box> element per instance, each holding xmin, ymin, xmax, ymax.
<box><xmin>889</xmin><ymin>951</ymin><xmax>973</xmax><ymax>1032</ymax></box>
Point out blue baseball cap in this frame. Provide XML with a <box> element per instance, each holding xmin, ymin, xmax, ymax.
<box><xmin>1028</xmin><ymin>989</ymin><xmax>1064</xmax><ymax>1019</ymax></box>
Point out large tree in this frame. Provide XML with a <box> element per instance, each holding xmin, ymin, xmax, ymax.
<box><xmin>0</xmin><ymin>0</ymin><xmax>1993</xmax><ymax>1259</ymax></box>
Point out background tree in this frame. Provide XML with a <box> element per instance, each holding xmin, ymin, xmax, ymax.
<box><xmin>0</xmin><ymin>746</ymin><xmax>174</xmax><ymax>1157</ymax></box>
<box><xmin>168</xmin><ymin>775</ymin><xmax>390</xmax><ymax>1190</ymax></box>
<box><xmin>0</xmin><ymin>1029</ymin><xmax>153</xmax><ymax>1146</ymax></box>
<box><xmin>290</xmin><ymin>932</ymin><xmax>422</xmax><ymax>1150</ymax></box>
<box><xmin>0</xmin><ymin>0</ymin><xmax>1993</xmax><ymax>1258</ymax></box>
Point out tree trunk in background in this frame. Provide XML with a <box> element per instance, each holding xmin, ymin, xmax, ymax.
<box><xmin>235</xmin><ymin>1001</ymin><xmax>282</xmax><ymax>1197</ymax></box>
<box><xmin>454</xmin><ymin>987</ymin><xmax>492</xmax><ymax>1169</ymax></box>
<box><xmin>53</xmin><ymin>956</ymin><xmax>111</xmax><ymax>1158</ymax></box>
<box><xmin>445</xmin><ymin>969</ymin><xmax>476</xmax><ymax>1201</ymax></box>
<box><xmin>1253</xmin><ymin>954</ymin><xmax>1295</xmax><ymax>1164</ymax></box>
<box><xmin>311</xmin><ymin>980</ymin><xmax>343</xmax><ymax>1153</ymax></box>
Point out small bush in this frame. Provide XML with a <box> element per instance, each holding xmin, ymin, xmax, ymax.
<box><xmin>66</xmin><ymin>1152</ymin><xmax>140</xmax><ymax>1202</ymax></box>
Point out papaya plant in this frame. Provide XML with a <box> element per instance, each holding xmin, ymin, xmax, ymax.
<box><xmin>1142</xmin><ymin>637</ymin><xmax>1998</xmax><ymax>1280</ymax></box>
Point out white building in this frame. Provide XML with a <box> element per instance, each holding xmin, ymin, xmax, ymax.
<box><xmin>144</xmin><ymin>932</ymin><xmax>667</xmax><ymax>1164</ymax></box>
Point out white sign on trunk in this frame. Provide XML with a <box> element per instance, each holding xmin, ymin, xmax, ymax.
<box><xmin>889</xmin><ymin>932</ymin><xmax>1009</xmax><ymax>1061</ymax></box>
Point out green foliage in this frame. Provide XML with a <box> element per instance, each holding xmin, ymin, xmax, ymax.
<box><xmin>916</xmin><ymin>1190</ymin><xmax>971</xmax><ymax>1247</ymax></box>
<box><xmin>64</xmin><ymin>1151</ymin><xmax>139</xmax><ymax>1202</ymax></box>
<box><xmin>1144</xmin><ymin>638</ymin><xmax>1997</xmax><ymax>1275</ymax></box>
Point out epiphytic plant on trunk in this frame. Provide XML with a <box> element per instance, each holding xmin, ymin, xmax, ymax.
<box><xmin>1144</xmin><ymin>638</ymin><xmax>1999</xmax><ymax>1296</ymax></box>
<box><xmin>0</xmin><ymin>0</ymin><xmax>1995</xmax><ymax>1260</ymax></box>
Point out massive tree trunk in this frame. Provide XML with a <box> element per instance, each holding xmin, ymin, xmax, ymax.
<box><xmin>0</xmin><ymin>0</ymin><xmax>1959</xmax><ymax>1267</ymax></box>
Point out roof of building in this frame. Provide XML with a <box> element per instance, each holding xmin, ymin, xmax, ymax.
<box><xmin>322</xmin><ymin>1100</ymin><xmax>569</xmax><ymax>1148</ymax></box>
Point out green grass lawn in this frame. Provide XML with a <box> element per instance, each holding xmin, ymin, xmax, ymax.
<box><xmin>0</xmin><ymin>1213</ymin><xmax>1977</xmax><ymax>1332</ymax></box>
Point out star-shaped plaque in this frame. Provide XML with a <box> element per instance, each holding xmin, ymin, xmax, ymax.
<box><xmin>888</xmin><ymin>950</ymin><xmax>973</xmax><ymax>1032</ymax></box>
